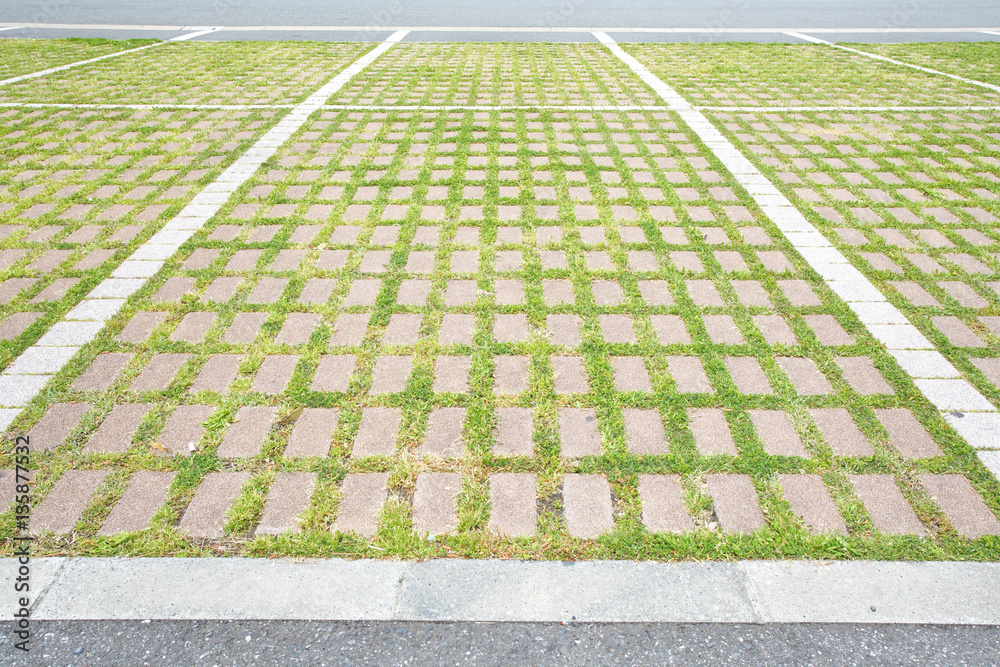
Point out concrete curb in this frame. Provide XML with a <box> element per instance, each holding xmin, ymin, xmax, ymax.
<box><xmin>5</xmin><ymin>558</ymin><xmax>999</xmax><ymax>623</ymax></box>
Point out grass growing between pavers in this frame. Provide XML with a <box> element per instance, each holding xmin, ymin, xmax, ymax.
<box><xmin>0</xmin><ymin>105</ymin><xmax>288</xmax><ymax>370</ymax></box>
<box><xmin>0</xmin><ymin>37</ymin><xmax>157</xmax><ymax>79</ymax></box>
<box><xmin>3</xmin><ymin>102</ymin><xmax>998</xmax><ymax>562</ymax></box>
<box><xmin>621</xmin><ymin>43</ymin><xmax>1000</xmax><ymax>107</ymax></box>
<box><xmin>0</xmin><ymin>40</ymin><xmax>375</xmax><ymax>105</ymax></box>
<box><xmin>847</xmin><ymin>41</ymin><xmax>1000</xmax><ymax>89</ymax></box>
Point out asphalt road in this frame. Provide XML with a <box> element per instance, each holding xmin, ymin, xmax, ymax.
<box><xmin>1</xmin><ymin>0</ymin><xmax>999</xmax><ymax>30</ymax></box>
<box><xmin>3</xmin><ymin>621</ymin><xmax>1000</xmax><ymax>666</ymax></box>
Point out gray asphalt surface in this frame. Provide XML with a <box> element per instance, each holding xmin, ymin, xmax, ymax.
<box><xmin>1</xmin><ymin>0</ymin><xmax>999</xmax><ymax>31</ymax></box>
<box><xmin>3</xmin><ymin>621</ymin><xmax>1000</xmax><ymax>666</ymax></box>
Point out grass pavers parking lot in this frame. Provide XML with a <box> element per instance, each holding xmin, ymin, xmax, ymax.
<box><xmin>0</xmin><ymin>38</ymin><xmax>157</xmax><ymax>80</ymax></box>
<box><xmin>0</xmin><ymin>39</ymin><xmax>998</xmax><ymax>563</ymax></box>
<box><xmin>852</xmin><ymin>42</ymin><xmax>1000</xmax><ymax>89</ymax></box>
<box><xmin>0</xmin><ymin>105</ymin><xmax>286</xmax><ymax>371</ymax></box>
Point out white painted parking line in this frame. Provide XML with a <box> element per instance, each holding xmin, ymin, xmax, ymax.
<box><xmin>0</xmin><ymin>26</ymin><xmax>20</xmax><ymax>32</ymax></box>
<box><xmin>596</xmin><ymin>31</ymin><xmax>1000</xmax><ymax>477</ymax></box>
<box><xmin>0</xmin><ymin>27</ymin><xmax>223</xmax><ymax>87</ymax></box>
<box><xmin>0</xmin><ymin>31</ymin><xmax>408</xmax><ymax>428</ymax></box>
<box><xmin>786</xmin><ymin>32</ymin><xmax>1000</xmax><ymax>95</ymax></box>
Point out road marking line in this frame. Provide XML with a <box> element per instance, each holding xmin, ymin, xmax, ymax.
<box><xmin>0</xmin><ymin>28</ymin><xmax>223</xmax><ymax>87</ymax></box>
<box><xmin>786</xmin><ymin>32</ymin><xmax>1000</xmax><ymax>95</ymax></box>
<box><xmin>0</xmin><ymin>26</ymin><xmax>20</xmax><ymax>32</ymax></box>
<box><xmin>980</xmin><ymin>31</ymin><xmax>1000</xmax><ymax>37</ymax></box>
<box><xmin>596</xmin><ymin>31</ymin><xmax>1000</xmax><ymax>476</ymax></box>
<box><xmin>0</xmin><ymin>31</ymin><xmax>408</xmax><ymax>428</ymax></box>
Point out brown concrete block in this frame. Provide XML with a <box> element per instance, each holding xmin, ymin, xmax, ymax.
<box><xmin>918</xmin><ymin>474</ymin><xmax>1000</xmax><ymax>539</ymax></box>
<box><xmin>222</xmin><ymin>313</ymin><xmax>267</xmax><ymax>344</ymax></box>
<box><xmin>99</xmin><ymin>471</ymin><xmax>175</xmax><ymax>535</ymax></box>
<box><xmin>703</xmin><ymin>315</ymin><xmax>745</xmax><ymax>344</ymax></box>
<box><xmin>343</xmin><ymin>280</ymin><xmax>381</xmax><ymax>307</ymax></box>
<box><xmin>153</xmin><ymin>277</ymin><xmax>196</xmax><ymax>303</ymax></box>
<box><xmin>494</xmin><ymin>408</ymin><xmax>534</xmax><ymax>456</ymax></box>
<box><xmin>705</xmin><ymin>474</ymin><xmax>765</xmax><ymax>535</ymax></box>
<box><xmin>493</xmin><ymin>314</ymin><xmax>529</xmax><ymax>343</ymax></box>
<box><xmin>256</xmin><ymin>472</ymin><xmax>317</xmax><ymax>535</ymax></box>
<box><xmin>0</xmin><ymin>312</ymin><xmax>43</xmax><ymax>341</ymax></box>
<box><xmin>639</xmin><ymin>475</ymin><xmax>693</xmax><ymax>533</ymax></box>
<box><xmin>251</xmin><ymin>355</ymin><xmax>299</xmax><ymax>395</ymax></box>
<box><xmin>439</xmin><ymin>313</ymin><xmax>476</xmax><ymax>345</ymax></box>
<box><xmin>687</xmin><ymin>408</ymin><xmax>737</xmax><ymax>456</ymax></box>
<box><xmin>752</xmin><ymin>315</ymin><xmax>797</xmax><ymax>346</ymax></box>
<box><xmin>777</xmin><ymin>474</ymin><xmax>847</xmax><ymax>535</ymax></box>
<box><xmin>218</xmin><ymin>406</ymin><xmax>276</xmax><ymax>458</ymax></box>
<box><xmin>542</xmin><ymin>279</ymin><xmax>575</xmax><ymax>305</ymax></box>
<box><xmin>311</xmin><ymin>355</ymin><xmax>356</xmax><ymax>393</ymax></box>
<box><xmin>31</xmin><ymin>470</ymin><xmax>109</xmax><ymax>535</ymax></box>
<box><xmin>732</xmin><ymin>280</ymin><xmax>772</xmax><ymax>307</ymax></box>
<box><xmin>370</xmin><ymin>355</ymin><xmax>413</xmax><ymax>394</ymax></box>
<box><xmin>352</xmin><ymin>407</ymin><xmax>401</xmax><ymax>457</ymax></box>
<box><xmin>599</xmin><ymin>314</ymin><xmax>636</xmax><ymax>344</ymax></box>
<box><xmin>776</xmin><ymin>357</ymin><xmax>833</xmax><ymax>395</ymax></box>
<box><xmin>298</xmin><ymin>278</ymin><xmax>337</xmax><ymax>305</ymax></box>
<box><xmin>750</xmin><ymin>410</ymin><xmax>808</xmax><ymax>457</ymax></box>
<box><xmin>552</xmin><ymin>356</ymin><xmax>588</xmax><ymax>394</ymax></box>
<box><xmin>329</xmin><ymin>313</ymin><xmax>370</xmax><ymax>346</ymax></box>
<box><xmin>874</xmin><ymin>409</ymin><xmax>942</xmax><ymax>458</ymax></box>
<box><xmin>117</xmin><ymin>311</ymin><xmax>167</xmax><ymax>344</ymax></box>
<box><xmin>131</xmin><ymin>353</ymin><xmax>190</xmax><ymax>392</ymax></box>
<box><xmin>686</xmin><ymin>280</ymin><xmax>723</xmax><ymax>307</ymax></box>
<box><xmin>849</xmin><ymin>474</ymin><xmax>926</xmax><ymax>536</ymax></box>
<box><xmin>419</xmin><ymin>407</ymin><xmax>466</xmax><ymax>457</ymax></box>
<box><xmin>285</xmin><ymin>408</ymin><xmax>338</xmax><ymax>458</ymax></box>
<box><xmin>666</xmin><ymin>356</ymin><xmax>713</xmax><ymax>394</ymax></box>
<box><xmin>932</xmin><ymin>316</ymin><xmax>986</xmax><ymax>348</ymax></box>
<box><xmin>725</xmin><ymin>357</ymin><xmax>773</xmax><ymax>395</ymax></box>
<box><xmin>276</xmin><ymin>313</ymin><xmax>321</xmax><ymax>346</ymax></box>
<box><xmin>226</xmin><ymin>249</ymin><xmax>263</xmax><ymax>271</ymax></box>
<box><xmin>445</xmin><ymin>279</ymin><xmax>478</xmax><ymax>306</ymax></box>
<box><xmin>622</xmin><ymin>408</ymin><xmax>668</xmax><ymax>455</ymax></box>
<box><xmin>777</xmin><ymin>279</ymin><xmax>821</xmax><ymax>306</ymax></box>
<box><xmin>334</xmin><ymin>472</ymin><xmax>388</xmax><ymax>538</ymax></box>
<box><xmin>495</xmin><ymin>355</ymin><xmax>530</xmax><ymax>394</ymax></box>
<box><xmin>547</xmin><ymin>314</ymin><xmax>581</xmax><ymax>346</ymax></box>
<box><xmin>638</xmin><ymin>280</ymin><xmax>675</xmax><ymax>306</ymax></box>
<box><xmin>809</xmin><ymin>408</ymin><xmax>874</xmax><ymax>457</ymax></box>
<box><xmin>563</xmin><ymin>474</ymin><xmax>614</xmax><ymax>539</ymax></box>
<box><xmin>169</xmin><ymin>312</ymin><xmax>216</xmax><ymax>343</ymax></box>
<box><xmin>27</xmin><ymin>402</ymin><xmax>91</xmax><ymax>451</ymax></box>
<box><xmin>611</xmin><ymin>356</ymin><xmax>651</xmax><ymax>392</ymax></box>
<box><xmin>247</xmin><ymin>277</ymin><xmax>289</xmax><ymax>304</ymax></box>
<box><xmin>650</xmin><ymin>315</ymin><xmax>690</xmax><ymax>345</ymax></box>
<box><xmin>803</xmin><ymin>314</ymin><xmax>854</xmax><ymax>346</ymax></box>
<box><xmin>413</xmin><ymin>472</ymin><xmax>461</xmax><ymax>536</ymax></box>
<box><xmin>433</xmin><ymin>356</ymin><xmax>471</xmax><ymax>393</ymax></box>
<box><xmin>179</xmin><ymin>472</ymin><xmax>251</xmax><ymax>538</ymax></box>
<box><xmin>383</xmin><ymin>313</ymin><xmax>423</xmax><ymax>345</ymax></box>
<box><xmin>489</xmin><ymin>473</ymin><xmax>537</xmax><ymax>538</ymax></box>
<box><xmin>84</xmin><ymin>404</ymin><xmax>151</xmax><ymax>454</ymax></box>
<box><xmin>559</xmin><ymin>408</ymin><xmax>601</xmax><ymax>457</ymax></box>
<box><xmin>73</xmin><ymin>353</ymin><xmax>132</xmax><ymax>392</ymax></box>
<box><xmin>190</xmin><ymin>354</ymin><xmax>243</xmax><ymax>394</ymax></box>
<box><xmin>200</xmin><ymin>276</ymin><xmax>242</xmax><ymax>303</ymax></box>
<box><xmin>836</xmin><ymin>357</ymin><xmax>894</xmax><ymax>395</ymax></box>
<box><xmin>494</xmin><ymin>279</ymin><xmax>524</xmax><ymax>305</ymax></box>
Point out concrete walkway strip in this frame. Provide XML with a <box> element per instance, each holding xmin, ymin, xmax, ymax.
<box><xmin>786</xmin><ymin>31</ymin><xmax>1000</xmax><ymax>94</ymax></box>
<box><xmin>3</xmin><ymin>558</ymin><xmax>997</xmax><ymax>623</ymax></box>
<box><xmin>0</xmin><ymin>28</ymin><xmax>223</xmax><ymax>86</ymax></box>
<box><xmin>595</xmin><ymin>31</ymin><xmax>1000</xmax><ymax>480</ymax></box>
<box><xmin>0</xmin><ymin>31</ymin><xmax>408</xmax><ymax>429</ymax></box>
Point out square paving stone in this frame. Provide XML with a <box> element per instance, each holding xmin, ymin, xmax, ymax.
<box><xmin>547</xmin><ymin>314</ymin><xmax>581</xmax><ymax>346</ymax></box>
<box><xmin>932</xmin><ymin>316</ymin><xmax>986</xmax><ymax>348</ymax></box>
<box><xmin>226</xmin><ymin>249</ymin><xmax>263</xmax><ymax>272</ymax></box>
<box><xmin>494</xmin><ymin>355</ymin><xmax>530</xmax><ymax>394</ymax></box>
<box><xmin>849</xmin><ymin>474</ymin><xmax>927</xmax><ymax>536</ymax></box>
<box><xmin>687</xmin><ymin>280</ymin><xmax>723</xmax><ymax>307</ymax></box>
<box><xmin>72</xmin><ymin>353</ymin><xmax>132</xmax><ymax>392</ymax></box>
<box><xmin>169</xmin><ymin>312</ymin><xmax>216</xmax><ymax>343</ymax></box>
<box><xmin>369</xmin><ymin>355</ymin><xmax>413</xmax><ymax>394</ymax></box>
<box><xmin>157</xmin><ymin>405</ymin><xmax>215</xmax><ymax>456</ymax></box>
<box><xmin>200</xmin><ymin>277</ymin><xmax>242</xmax><ymax>303</ymax></box>
<box><xmin>284</xmin><ymin>407</ymin><xmax>338</xmax><ymax>458</ymax></box>
<box><xmin>778</xmin><ymin>280</ymin><xmax>822</xmax><ymax>306</ymax></box>
<box><xmin>419</xmin><ymin>407</ymin><xmax>466</xmax><ymax>458</ymax></box>
<box><xmin>0</xmin><ymin>278</ymin><xmax>37</xmax><ymax>304</ymax></box>
<box><xmin>638</xmin><ymin>280</ymin><xmax>675</xmax><ymax>306</ymax></box>
<box><xmin>687</xmin><ymin>408</ymin><xmax>737</xmax><ymax>456</ymax></box>
<box><xmin>183</xmin><ymin>248</ymin><xmax>221</xmax><ymax>270</ymax></box>
<box><xmin>558</xmin><ymin>408</ymin><xmax>602</xmax><ymax>458</ymax></box>
<box><xmin>444</xmin><ymin>280</ymin><xmax>478</xmax><ymax>306</ymax></box>
<box><xmin>333</xmin><ymin>472</ymin><xmax>388</xmax><ymax>538</ymax></box>
<box><xmin>752</xmin><ymin>315</ymin><xmax>797</xmax><ymax>346</ymax></box>
<box><xmin>270</xmin><ymin>249</ymin><xmax>306</xmax><ymax>272</ymax></box>
<box><xmin>84</xmin><ymin>404</ymin><xmax>151</xmax><ymax>454</ymax></box>
<box><xmin>413</xmin><ymin>472</ymin><xmax>462</xmax><ymax>537</ymax></box>
<box><xmin>542</xmin><ymin>280</ymin><xmax>575</xmax><ymax>306</ymax></box>
<box><xmin>493</xmin><ymin>314</ymin><xmax>530</xmax><ymax>343</ymax></box>
<box><xmin>256</xmin><ymin>472</ymin><xmax>318</xmax><ymax>536</ymax></box>
<box><xmin>0</xmin><ymin>312</ymin><xmax>43</xmax><ymax>340</ymax></box>
<box><xmin>30</xmin><ymin>277</ymin><xmax>81</xmax><ymax>302</ymax></box>
<box><xmin>777</xmin><ymin>474</ymin><xmax>847</xmax><ymax>535</ymax></box>
<box><xmin>222</xmin><ymin>312</ymin><xmax>267</xmax><ymax>344</ymax></box>
<box><xmin>803</xmin><ymin>314</ymin><xmax>855</xmax><ymax>346</ymax></box>
<box><xmin>638</xmin><ymin>475</ymin><xmax>694</xmax><ymax>533</ymax></box>
<box><xmin>750</xmin><ymin>410</ymin><xmax>808</xmax><ymax>457</ymax></box>
<box><xmin>494</xmin><ymin>407</ymin><xmax>534</xmax><ymax>457</ymax></box>
<box><xmin>591</xmin><ymin>281</ymin><xmax>625</xmax><ymax>306</ymax></box>
<box><xmin>247</xmin><ymin>277</ymin><xmax>289</xmax><ymax>304</ymax></box>
<box><xmin>299</xmin><ymin>277</ymin><xmax>337</xmax><ymax>304</ymax></box>
<box><xmin>725</xmin><ymin>357</ymin><xmax>773</xmax><ymax>395</ymax></box>
<box><xmin>703</xmin><ymin>315</ymin><xmax>745</xmax><ymax>344</ymax></box>
<box><xmin>666</xmin><ymin>356</ymin><xmax>713</xmax><ymax>394</ymax></box>
<box><xmin>611</xmin><ymin>357</ymin><xmax>651</xmax><ymax>392</ymax></box>
<box><xmin>705</xmin><ymin>474</ymin><xmax>766</xmax><ymax>535</ymax></box>
<box><xmin>190</xmin><ymin>354</ymin><xmax>243</xmax><ymax>394</ymax></box>
<box><xmin>623</xmin><ymin>408</ymin><xmax>668</xmax><ymax>455</ymax></box>
<box><xmin>650</xmin><ymin>315</ymin><xmax>690</xmax><ymax>345</ymax></box>
<box><xmin>439</xmin><ymin>314</ymin><xmax>475</xmax><ymax>345</ymax></box>
<box><xmin>218</xmin><ymin>406</ymin><xmax>277</xmax><ymax>458</ymax></box>
<box><xmin>30</xmin><ymin>470</ymin><xmax>109</xmax><ymax>535</ymax></box>
<box><xmin>27</xmin><ymin>402</ymin><xmax>91</xmax><ymax>451</ymax></box>
<box><xmin>179</xmin><ymin>472</ymin><xmax>251</xmax><ymax>539</ymax></box>
<box><xmin>311</xmin><ymin>355</ymin><xmax>356</xmax><ymax>393</ymax></box>
<box><xmin>352</xmin><ymin>407</ymin><xmax>401</xmax><ymax>457</ymax></box>
<box><xmin>563</xmin><ymin>474</ymin><xmax>614</xmax><ymax>539</ymax></box>
<box><xmin>489</xmin><ymin>473</ymin><xmax>537</xmax><ymax>538</ymax></box>
<box><xmin>383</xmin><ymin>314</ymin><xmax>423</xmax><ymax>345</ymax></box>
<box><xmin>874</xmin><ymin>408</ymin><xmax>942</xmax><ymax>458</ymax></box>
<box><xmin>343</xmin><ymin>279</ymin><xmax>382</xmax><ymax>307</ymax></box>
<box><xmin>276</xmin><ymin>313</ymin><xmax>321</xmax><ymax>346</ymax></box>
<box><xmin>251</xmin><ymin>355</ymin><xmax>299</xmax><ymax>395</ymax></box>
<box><xmin>552</xmin><ymin>356</ymin><xmax>589</xmax><ymax>395</ymax></box>
<box><xmin>433</xmin><ymin>356</ymin><xmax>471</xmax><ymax>394</ymax></box>
<box><xmin>117</xmin><ymin>311</ymin><xmax>167</xmax><ymax>344</ymax></box>
<box><xmin>131</xmin><ymin>353</ymin><xmax>190</xmax><ymax>392</ymax></box>
<box><xmin>836</xmin><ymin>357</ymin><xmax>894</xmax><ymax>395</ymax></box>
<box><xmin>599</xmin><ymin>314</ymin><xmax>636</xmax><ymax>344</ymax></box>
<box><xmin>776</xmin><ymin>357</ymin><xmax>833</xmax><ymax>395</ymax></box>
<box><xmin>98</xmin><ymin>471</ymin><xmax>176</xmax><ymax>535</ymax></box>
<box><xmin>809</xmin><ymin>408</ymin><xmax>874</xmax><ymax>457</ymax></box>
<box><xmin>918</xmin><ymin>474</ymin><xmax>1000</xmax><ymax>539</ymax></box>
<box><xmin>329</xmin><ymin>313</ymin><xmax>370</xmax><ymax>346</ymax></box>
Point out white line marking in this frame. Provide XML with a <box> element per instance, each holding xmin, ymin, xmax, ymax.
<box><xmin>980</xmin><ymin>31</ymin><xmax>1000</xmax><ymax>37</ymax></box>
<box><xmin>0</xmin><ymin>26</ymin><xmax>21</xmax><ymax>32</ymax></box>
<box><xmin>0</xmin><ymin>28</ymin><xmax>222</xmax><ymax>87</ymax></box>
<box><xmin>786</xmin><ymin>32</ymin><xmax>1000</xmax><ymax>95</ymax></box>
<box><xmin>700</xmin><ymin>105</ymin><xmax>1000</xmax><ymax>112</ymax></box>
<box><xmin>597</xmin><ymin>31</ymin><xmax>1000</xmax><ymax>469</ymax></box>
<box><xmin>0</xmin><ymin>31</ymin><xmax>407</xmax><ymax>424</ymax></box>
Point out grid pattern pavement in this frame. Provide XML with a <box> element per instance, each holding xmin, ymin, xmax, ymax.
<box><xmin>1</xmin><ymin>39</ymin><xmax>999</xmax><ymax>560</ymax></box>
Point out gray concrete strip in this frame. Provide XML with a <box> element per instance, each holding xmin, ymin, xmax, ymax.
<box><xmin>11</xmin><ymin>558</ymin><xmax>1000</xmax><ymax>623</ymax></box>
<box><xmin>0</xmin><ymin>556</ymin><xmax>66</xmax><ymax>617</ymax></box>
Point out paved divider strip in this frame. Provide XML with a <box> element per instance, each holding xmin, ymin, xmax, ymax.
<box><xmin>0</xmin><ymin>28</ymin><xmax>223</xmax><ymax>86</ymax></box>
<box><xmin>0</xmin><ymin>31</ymin><xmax>408</xmax><ymax>430</ymax></box>
<box><xmin>786</xmin><ymin>31</ymin><xmax>1000</xmax><ymax>95</ymax></box>
<box><xmin>4</xmin><ymin>557</ymin><xmax>999</xmax><ymax>623</ymax></box>
<box><xmin>594</xmin><ymin>32</ymin><xmax>1000</xmax><ymax>478</ymax></box>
